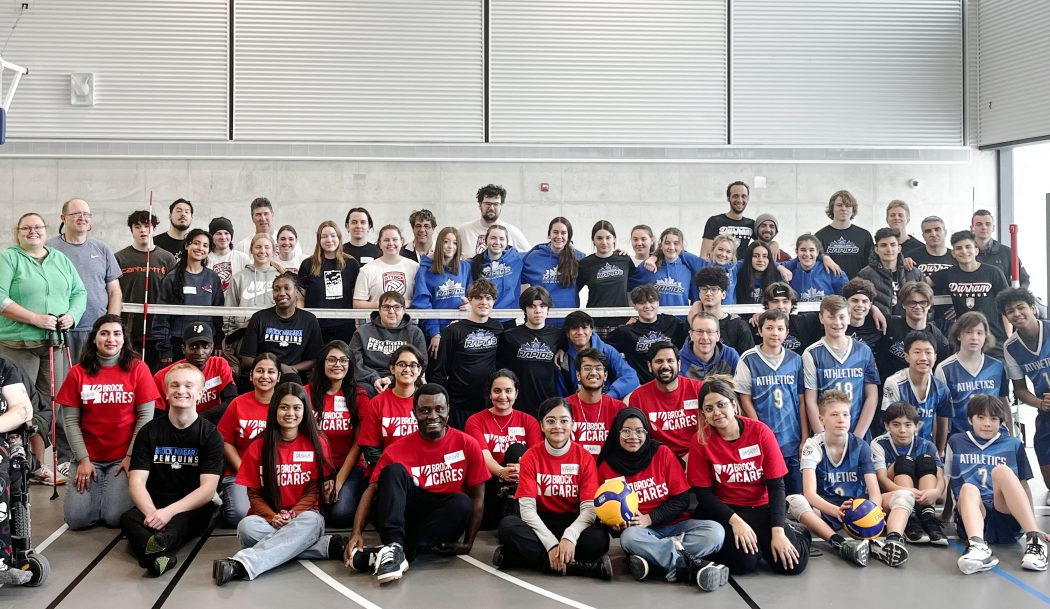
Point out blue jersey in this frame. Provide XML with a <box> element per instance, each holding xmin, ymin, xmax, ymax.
<box><xmin>735</xmin><ymin>347</ymin><xmax>805</xmax><ymax>458</ymax></box>
<box><xmin>803</xmin><ymin>338</ymin><xmax>880</xmax><ymax>434</ymax></box>
<box><xmin>521</xmin><ymin>243</ymin><xmax>585</xmax><ymax>310</ymax></box>
<box><xmin>631</xmin><ymin>251</ymin><xmax>703</xmax><ymax>307</ymax></box>
<box><xmin>411</xmin><ymin>257</ymin><xmax>473</xmax><ymax>340</ymax></box>
<box><xmin>783</xmin><ymin>258</ymin><xmax>847</xmax><ymax>303</ymax></box>
<box><xmin>1004</xmin><ymin>320</ymin><xmax>1050</xmax><ymax>396</ymax></box>
<box><xmin>870</xmin><ymin>433</ymin><xmax>942</xmax><ymax>472</ymax></box>
<box><xmin>945</xmin><ymin>431</ymin><xmax>1032</xmax><ymax>506</ymax></box>
<box><xmin>801</xmin><ymin>433</ymin><xmax>875</xmax><ymax>503</ymax></box>
<box><xmin>881</xmin><ymin>370</ymin><xmax>951</xmax><ymax>443</ymax></box>
<box><xmin>933</xmin><ymin>355</ymin><xmax>1008</xmax><ymax>436</ymax></box>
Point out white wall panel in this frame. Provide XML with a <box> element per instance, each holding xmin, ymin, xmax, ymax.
<box><xmin>977</xmin><ymin>0</ymin><xmax>1050</xmax><ymax>146</ymax></box>
<box><xmin>732</xmin><ymin>0</ymin><xmax>963</xmax><ymax>146</ymax></box>
<box><xmin>489</xmin><ymin>0</ymin><xmax>726</xmax><ymax>144</ymax></box>
<box><xmin>0</xmin><ymin>1</ymin><xmax>228</xmax><ymax>140</ymax></box>
<box><xmin>233</xmin><ymin>0</ymin><xmax>483</xmax><ymax>142</ymax></box>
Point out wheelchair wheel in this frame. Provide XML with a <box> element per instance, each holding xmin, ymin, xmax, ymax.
<box><xmin>23</xmin><ymin>551</ymin><xmax>49</xmax><ymax>587</ymax></box>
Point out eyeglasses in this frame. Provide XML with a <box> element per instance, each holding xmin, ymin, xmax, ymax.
<box><xmin>904</xmin><ymin>300</ymin><xmax>929</xmax><ymax>308</ymax></box>
<box><xmin>542</xmin><ymin>417</ymin><xmax>572</xmax><ymax>427</ymax></box>
<box><xmin>699</xmin><ymin>286</ymin><xmax>723</xmax><ymax>294</ymax></box>
<box><xmin>580</xmin><ymin>364</ymin><xmax>605</xmax><ymax>374</ymax></box>
<box><xmin>394</xmin><ymin>361</ymin><xmax>421</xmax><ymax>370</ymax></box>
<box><xmin>18</xmin><ymin>225</ymin><xmax>46</xmax><ymax>233</ymax></box>
<box><xmin>380</xmin><ymin>304</ymin><xmax>404</xmax><ymax>312</ymax></box>
<box><xmin>691</xmin><ymin>329</ymin><xmax>719</xmax><ymax>336</ymax></box>
<box><xmin>64</xmin><ymin>211</ymin><xmax>92</xmax><ymax>219</ymax></box>
<box><xmin>619</xmin><ymin>428</ymin><xmax>648</xmax><ymax>438</ymax></box>
<box><xmin>481</xmin><ymin>202</ymin><xmax>503</xmax><ymax>208</ymax></box>
<box><xmin>324</xmin><ymin>356</ymin><xmax>350</xmax><ymax>365</ymax></box>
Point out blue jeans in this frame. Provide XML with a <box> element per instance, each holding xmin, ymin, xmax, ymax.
<box><xmin>619</xmin><ymin>519</ymin><xmax>725</xmax><ymax>581</ymax></box>
<box><xmin>221</xmin><ymin>475</ymin><xmax>250</xmax><ymax>527</ymax></box>
<box><xmin>63</xmin><ymin>460</ymin><xmax>132</xmax><ymax>529</ymax></box>
<box><xmin>232</xmin><ymin>511</ymin><xmax>331</xmax><ymax>580</ymax></box>
<box><xmin>326</xmin><ymin>467</ymin><xmax>365</xmax><ymax>528</ymax></box>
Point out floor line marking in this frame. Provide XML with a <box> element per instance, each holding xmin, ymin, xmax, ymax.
<box><xmin>34</xmin><ymin>523</ymin><xmax>69</xmax><ymax>554</ymax></box>
<box><xmin>948</xmin><ymin>541</ymin><xmax>1050</xmax><ymax>605</ymax></box>
<box><xmin>299</xmin><ymin>560</ymin><xmax>384</xmax><ymax>609</ymax></box>
<box><xmin>45</xmin><ymin>532</ymin><xmax>123</xmax><ymax>609</ymax></box>
<box><xmin>457</xmin><ymin>554</ymin><xmax>598</xmax><ymax>609</ymax></box>
<box><xmin>151</xmin><ymin>521</ymin><xmax>216</xmax><ymax>609</ymax></box>
<box><xmin>728</xmin><ymin>575</ymin><xmax>762</xmax><ymax>609</ymax></box>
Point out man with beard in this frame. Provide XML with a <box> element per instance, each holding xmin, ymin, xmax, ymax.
<box><xmin>153</xmin><ymin>198</ymin><xmax>193</xmax><ymax>257</ymax></box>
<box><xmin>457</xmin><ymin>184</ymin><xmax>530</xmax><ymax>255</ymax></box>
<box><xmin>152</xmin><ymin>324</ymin><xmax>236</xmax><ymax>424</ymax></box>
<box><xmin>625</xmin><ymin>342</ymin><xmax>703</xmax><ymax>460</ymax></box>
<box><xmin>701</xmin><ymin>181</ymin><xmax>754</xmax><ymax>260</ymax></box>
<box><xmin>345</xmin><ymin>384</ymin><xmax>487</xmax><ymax>583</ymax></box>
<box><xmin>753</xmin><ymin>213</ymin><xmax>791</xmax><ymax>263</ymax></box>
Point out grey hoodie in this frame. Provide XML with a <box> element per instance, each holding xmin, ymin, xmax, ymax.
<box><xmin>349</xmin><ymin>310</ymin><xmax>428</xmax><ymax>396</ymax></box>
<box><xmin>223</xmin><ymin>263</ymin><xmax>280</xmax><ymax>334</ymax></box>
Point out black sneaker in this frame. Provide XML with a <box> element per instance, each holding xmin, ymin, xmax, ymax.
<box><xmin>147</xmin><ymin>554</ymin><xmax>177</xmax><ymax>577</ymax></box>
<box><xmin>870</xmin><ymin>537</ymin><xmax>909</xmax><ymax>568</ymax></box>
<box><xmin>627</xmin><ymin>554</ymin><xmax>650</xmax><ymax>581</ymax></box>
<box><xmin>689</xmin><ymin>558</ymin><xmax>729</xmax><ymax>591</ymax></box>
<box><xmin>349</xmin><ymin>546</ymin><xmax>381</xmax><ymax>573</ymax></box>
<box><xmin>903</xmin><ymin>516</ymin><xmax>930</xmax><ymax>544</ymax></box>
<box><xmin>565</xmin><ymin>556</ymin><xmax>613</xmax><ymax>581</ymax></box>
<box><xmin>374</xmin><ymin>543</ymin><xmax>408</xmax><ymax>584</ymax></box>
<box><xmin>837</xmin><ymin>539</ymin><xmax>869</xmax><ymax>567</ymax></box>
<box><xmin>920</xmin><ymin>514</ymin><xmax>947</xmax><ymax>546</ymax></box>
<box><xmin>213</xmin><ymin>559</ymin><xmax>247</xmax><ymax>586</ymax></box>
<box><xmin>492</xmin><ymin>544</ymin><xmax>508</xmax><ymax>569</ymax></box>
<box><xmin>328</xmin><ymin>535</ymin><xmax>349</xmax><ymax>561</ymax></box>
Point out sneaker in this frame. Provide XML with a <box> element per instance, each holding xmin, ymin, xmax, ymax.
<box><xmin>920</xmin><ymin>515</ymin><xmax>947</xmax><ymax>546</ymax></box>
<box><xmin>57</xmin><ymin>461</ymin><xmax>71</xmax><ymax>479</ymax></box>
<box><xmin>903</xmin><ymin>516</ymin><xmax>930</xmax><ymax>544</ymax></box>
<box><xmin>958</xmin><ymin>539</ymin><xmax>998</xmax><ymax>574</ymax></box>
<box><xmin>871</xmin><ymin>537</ymin><xmax>909</xmax><ymax>568</ymax></box>
<box><xmin>374</xmin><ymin>543</ymin><xmax>408</xmax><ymax>584</ymax></box>
<box><xmin>328</xmin><ymin>535</ymin><xmax>348</xmax><ymax>561</ymax></box>
<box><xmin>349</xmin><ymin>546</ymin><xmax>381</xmax><ymax>573</ymax></box>
<box><xmin>837</xmin><ymin>539</ymin><xmax>869</xmax><ymax>567</ymax></box>
<box><xmin>31</xmin><ymin>465</ymin><xmax>67</xmax><ymax>486</ymax></box>
<box><xmin>1021</xmin><ymin>534</ymin><xmax>1047</xmax><ymax>572</ymax></box>
<box><xmin>565</xmin><ymin>556</ymin><xmax>613</xmax><ymax>581</ymax></box>
<box><xmin>627</xmin><ymin>554</ymin><xmax>650</xmax><ymax>581</ymax></box>
<box><xmin>147</xmin><ymin>554</ymin><xmax>177</xmax><ymax>577</ymax></box>
<box><xmin>213</xmin><ymin>558</ymin><xmax>247</xmax><ymax>586</ymax></box>
<box><xmin>690</xmin><ymin>559</ymin><xmax>730</xmax><ymax>591</ymax></box>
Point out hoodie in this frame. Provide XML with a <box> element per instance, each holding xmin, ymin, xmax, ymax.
<box><xmin>782</xmin><ymin>256</ymin><xmax>847</xmax><ymax>302</ymax></box>
<box><xmin>521</xmin><ymin>243</ymin><xmax>585</xmax><ymax>309</ymax></box>
<box><xmin>557</xmin><ymin>333</ymin><xmax>640</xmax><ymax>399</ymax></box>
<box><xmin>348</xmin><ymin>311</ymin><xmax>427</xmax><ymax>396</ymax></box>
<box><xmin>412</xmin><ymin>256</ymin><xmax>472</xmax><ymax>340</ymax></box>
<box><xmin>223</xmin><ymin>263</ymin><xmax>280</xmax><ymax>334</ymax></box>
<box><xmin>473</xmin><ymin>246</ymin><xmax>524</xmax><ymax>313</ymax></box>
<box><xmin>855</xmin><ymin>252</ymin><xmax>924</xmax><ymax>317</ymax></box>
<box><xmin>630</xmin><ymin>250</ymin><xmax>704</xmax><ymax>307</ymax></box>
<box><xmin>680</xmin><ymin>341</ymin><xmax>740</xmax><ymax>380</ymax></box>
<box><xmin>0</xmin><ymin>245</ymin><xmax>87</xmax><ymax>343</ymax></box>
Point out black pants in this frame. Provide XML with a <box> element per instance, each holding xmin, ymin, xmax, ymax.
<box><xmin>498</xmin><ymin>512</ymin><xmax>610</xmax><ymax>569</ymax></box>
<box><xmin>481</xmin><ymin>443</ymin><xmax>527</xmax><ymax>530</ymax></box>
<box><xmin>707</xmin><ymin>505</ymin><xmax>808</xmax><ymax>576</ymax></box>
<box><xmin>374</xmin><ymin>464</ymin><xmax>472</xmax><ymax>561</ymax></box>
<box><xmin>120</xmin><ymin>504</ymin><xmax>215</xmax><ymax>567</ymax></box>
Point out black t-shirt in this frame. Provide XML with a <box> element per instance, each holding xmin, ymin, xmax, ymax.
<box><xmin>932</xmin><ymin>264</ymin><xmax>1010</xmax><ymax>346</ymax></box>
<box><xmin>815</xmin><ymin>224</ymin><xmax>874</xmax><ymax>279</ymax></box>
<box><xmin>750</xmin><ymin>312</ymin><xmax>820</xmax><ymax>355</ymax></box>
<box><xmin>900</xmin><ymin>235</ymin><xmax>924</xmax><ymax>257</ymax></box>
<box><xmin>241</xmin><ymin>307</ymin><xmax>324</xmax><ymax>366</ymax></box>
<box><xmin>343</xmin><ymin>242</ymin><xmax>381</xmax><ymax>265</ymax></box>
<box><xmin>152</xmin><ymin>233</ymin><xmax>185</xmax><ymax>258</ymax></box>
<box><xmin>845</xmin><ymin>315</ymin><xmax>883</xmax><ymax>351</ymax></box>
<box><xmin>605</xmin><ymin>314</ymin><xmax>688</xmax><ymax>384</ymax></box>
<box><xmin>909</xmin><ymin>248</ymin><xmax>956</xmax><ymax>280</ymax></box>
<box><xmin>703</xmin><ymin>213</ymin><xmax>754</xmax><ymax>260</ymax></box>
<box><xmin>877</xmin><ymin>316</ymin><xmax>952</xmax><ymax>379</ymax></box>
<box><xmin>439</xmin><ymin>318</ymin><xmax>504</xmax><ymax>413</ymax></box>
<box><xmin>577</xmin><ymin>253</ymin><xmax>635</xmax><ymax>308</ymax></box>
<box><xmin>298</xmin><ymin>257</ymin><xmax>361</xmax><ymax>333</ymax></box>
<box><xmin>0</xmin><ymin>357</ymin><xmax>43</xmax><ymax>418</ymax></box>
<box><xmin>719</xmin><ymin>313</ymin><xmax>756</xmax><ymax>355</ymax></box>
<box><xmin>130</xmin><ymin>415</ymin><xmax>224</xmax><ymax>508</ymax></box>
<box><xmin>498</xmin><ymin>325</ymin><xmax>562</xmax><ymax>418</ymax></box>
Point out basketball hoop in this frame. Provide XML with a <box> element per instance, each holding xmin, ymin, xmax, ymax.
<box><xmin>0</xmin><ymin>55</ymin><xmax>29</xmax><ymax>145</ymax></box>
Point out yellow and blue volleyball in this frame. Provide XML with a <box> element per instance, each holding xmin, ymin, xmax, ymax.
<box><xmin>593</xmin><ymin>479</ymin><xmax>639</xmax><ymax>527</ymax></box>
<box><xmin>842</xmin><ymin>498</ymin><xmax>886</xmax><ymax>539</ymax></box>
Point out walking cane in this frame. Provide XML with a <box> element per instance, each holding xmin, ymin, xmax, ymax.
<box><xmin>47</xmin><ymin>327</ymin><xmax>59</xmax><ymax>501</ymax></box>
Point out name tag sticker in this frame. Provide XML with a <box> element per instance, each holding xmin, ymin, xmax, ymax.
<box><xmin>585</xmin><ymin>445</ymin><xmax>601</xmax><ymax>455</ymax></box>
<box><xmin>333</xmin><ymin>396</ymin><xmax>348</xmax><ymax>412</ymax></box>
<box><xmin>182</xmin><ymin>286</ymin><xmax>197</xmax><ymax>295</ymax></box>
<box><xmin>738</xmin><ymin>444</ymin><xmax>761</xmax><ymax>460</ymax></box>
<box><xmin>684</xmin><ymin>399</ymin><xmax>699</xmax><ymax>410</ymax></box>
<box><xmin>80</xmin><ymin>389</ymin><xmax>100</xmax><ymax>402</ymax></box>
<box><xmin>561</xmin><ymin>464</ymin><xmax>580</xmax><ymax>475</ymax></box>
<box><xmin>508</xmin><ymin>426</ymin><xmax>525</xmax><ymax>436</ymax></box>
<box><xmin>203</xmin><ymin>376</ymin><xmax>222</xmax><ymax>390</ymax></box>
<box><xmin>293</xmin><ymin>451</ymin><xmax>314</xmax><ymax>462</ymax></box>
<box><xmin>444</xmin><ymin>450</ymin><xmax>465</xmax><ymax>464</ymax></box>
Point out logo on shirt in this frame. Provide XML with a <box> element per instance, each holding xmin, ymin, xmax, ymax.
<box><xmin>537</xmin><ymin>473</ymin><xmax>579</xmax><ymax>498</ymax></box>
<box><xmin>719</xmin><ymin>226</ymin><xmax>752</xmax><ymax>240</ymax></box>
<box><xmin>636</xmin><ymin>330</ymin><xmax>670</xmax><ymax>353</ymax></box>
<box><xmin>320</xmin><ymin>410</ymin><xmax>351</xmax><ymax>432</ymax></box>
<box><xmin>382</xmin><ymin>271</ymin><xmax>407</xmax><ymax>294</ymax></box>
<box><xmin>647</xmin><ymin>410</ymin><xmax>697</xmax><ymax>432</ymax></box>
<box><xmin>381</xmin><ymin>416</ymin><xmax>418</xmax><ymax>438</ymax></box>
<box><xmin>573</xmin><ymin>421</ymin><xmax>608</xmax><ymax>445</ymax></box>
<box><xmin>483</xmin><ymin>261</ymin><xmax>513</xmax><ymax>280</ymax></box>
<box><xmin>238</xmin><ymin>419</ymin><xmax>266</xmax><ymax>440</ymax></box>
<box><xmin>919</xmin><ymin>263</ymin><xmax>953</xmax><ymax>277</ymax></box>
<box><xmin>826</xmin><ymin>238</ymin><xmax>860</xmax><ymax>255</ymax></box>
<box><xmin>596</xmin><ymin>263</ymin><xmax>623</xmax><ymax>280</ymax></box>
<box><xmin>484</xmin><ymin>428</ymin><xmax>526</xmax><ymax>455</ymax></box>
<box><xmin>654</xmin><ymin>276</ymin><xmax>685</xmax><ymax>296</ymax></box>
<box><xmin>801</xmin><ymin>287</ymin><xmax>826</xmax><ymax>302</ymax></box>
<box><xmin>713</xmin><ymin>461</ymin><xmax>763</xmax><ymax>483</ymax></box>
<box><xmin>541</xmin><ymin>267</ymin><xmax>559</xmax><ymax>283</ymax></box>
<box><xmin>276</xmin><ymin>463</ymin><xmax>312</xmax><ymax>486</ymax></box>
<box><xmin>947</xmin><ymin>282</ymin><xmax>993</xmax><ymax>297</ymax></box>
<box><xmin>410</xmin><ymin>461</ymin><xmax>464</xmax><ymax>487</ymax></box>
<box><xmin>464</xmin><ymin>330</ymin><xmax>498</xmax><ymax>350</ymax></box>
<box><xmin>79</xmin><ymin>384</ymin><xmax>133</xmax><ymax>404</ymax></box>
<box><xmin>517</xmin><ymin>338</ymin><xmax>554</xmax><ymax>361</ymax></box>
<box><xmin>435</xmin><ymin>279</ymin><xmax>465</xmax><ymax>300</ymax></box>
<box><xmin>153</xmin><ymin>446</ymin><xmax>200</xmax><ymax>468</ymax></box>
<box><xmin>630</xmin><ymin>475</ymin><xmax>670</xmax><ymax>505</ymax></box>
<box><xmin>263</xmin><ymin>327</ymin><xmax>304</xmax><ymax>348</ymax></box>
<box><xmin>366</xmin><ymin>337</ymin><xmax>407</xmax><ymax>356</ymax></box>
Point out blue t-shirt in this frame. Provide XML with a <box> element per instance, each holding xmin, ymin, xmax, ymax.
<box><xmin>801</xmin><ymin>432</ymin><xmax>875</xmax><ymax>503</ymax></box>
<box><xmin>881</xmin><ymin>370</ymin><xmax>951</xmax><ymax>443</ymax></box>
<box><xmin>934</xmin><ymin>354</ymin><xmax>1008</xmax><ymax>436</ymax></box>
<box><xmin>803</xmin><ymin>338</ymin><xmax>880</xmax><ymax>435</ymax></box>
<box><xmin>945</xmin><ymin>431</ymin><xmax>1032</xmax><ymax>506</ymax></box>
<box><xmin>735</xmin><ymin>347</ymin><xmax>805</xmax><ymax>458</ymax></box>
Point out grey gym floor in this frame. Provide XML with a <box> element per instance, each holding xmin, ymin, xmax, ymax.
<box><xmin>4</xmin><ymin>451</ymin><xmax>1047</xmax><ymax>609</ymax></box>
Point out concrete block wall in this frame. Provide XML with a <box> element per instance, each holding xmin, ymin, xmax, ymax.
<box><xmin>0</xmin><ymin>152</ymin><xmax>998</xmax><ymax>258</ymax></box>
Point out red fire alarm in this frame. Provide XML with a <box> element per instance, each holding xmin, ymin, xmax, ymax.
<box><xmin>540</xmin><ymin>182</ymin><xmax>550</xmax><ymax>192</ymax></box>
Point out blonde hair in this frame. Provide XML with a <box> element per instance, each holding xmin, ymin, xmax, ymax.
<box><xmin>249</xmin><ymin>233</ymin><xmax>286</xmax><ymax>273</ymax></box>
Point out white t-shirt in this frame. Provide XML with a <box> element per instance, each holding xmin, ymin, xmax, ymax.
<box><xmin>276</xmin><ymin>251</ymin><xmax>307</xmax><ymax>275</ymax></box>
<box><xmin>235</xmin><ymin>229</ymin><xmax>305</xmax><ymax>260</ymax></box>
<box><xmin>207</xmin><ymin>249</ymin><xmax>251</xmax><ymax>291</ymax></box>
<box><xmin>353</xmin><ymin>257</ymin><xmax>420</xmax><ymax>302</ymax></box>
<box><xmin>457</xmin><ymin>218</ymin><xmax>531</xmax><ymax>255</ymax></box>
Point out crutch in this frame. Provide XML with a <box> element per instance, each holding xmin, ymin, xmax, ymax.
<box><xmin>47</xmin><ymin>324</ymin><xmax>59</xmax><ymax>501</ymax></box>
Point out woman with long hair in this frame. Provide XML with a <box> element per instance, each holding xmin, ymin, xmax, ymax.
<box><xmin>630</xmin><ymin>227</ymin><xmax>704</xmax><ymax>308</ymax></box>
<box><xmin>224</xmin><ymin>233</ymin><xmax>284</xmax><ymax>334</ymax></box>
<box><xmin>734</xmin><ymin>241</ymin><xmax>781</xmax><ymax>305</ymax></box>
<box><xmin>522</xmin><ymin>217</ymin><xmax>584</xmax><ymax>311</ymax></box>
<box><xmin>298</xmin><ymin>221</ymin><xmax>360</xmax><ymax>344</ymax></box>
<box><xmin>412</xmin><ymin>226</ymin><xmax>472</xmax><ymax>366</ymax></box>
<box><xmin>276</xmin><ymin>225</ymin><xmax>306</xmax><ymax>275</ymax></box>
<box><xmin>57</xmin><ymin>314</ymin><xmax>159</xmax><ymax>529</ymax></box>
<box><xmin>686</xmin><ymin>377</ymin><xmax>809</xmax><ymax>576</ymax></box>
<box><xmin>213</xmin><ymin>382</ymin><xmax>344</xmax><ymax>586</ymax></box>
<box><xmin>357</xmin><ymin>345</ymin><xmax>424</xmax><ymax>468</ymax></box>
<box><xmin>306</xmin><ymin>340</ymin><xmax>370</xmax><ymax>526</ymax></box>
<box><xmin>470</xmin><ymin>224</ymin><xmax>524</xmax><ymax>319</ymax></box>
<box><xmin>630</xmin><ymin>225</ymin><xmax>656</xmax><ymax>267</ymax></box>
<box><xmin>154</xmin><ymin>228</ymin><xmax>224</xmax><ymax>364</ymax></box>
<box><xmin>217</xmin><ymin>353</ymin><xmax>280</xmax><ymax>526</ymax></box>
<box><xmin>577</xmin><ymin>220</ymin><xmax>635</xmax><ymax>336</ymax></box>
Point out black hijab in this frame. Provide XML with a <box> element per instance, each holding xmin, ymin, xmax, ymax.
<box><xmin>596</xmin><ymin>407</ymin><xmax>662</xmax><ymax>477</ymax></box>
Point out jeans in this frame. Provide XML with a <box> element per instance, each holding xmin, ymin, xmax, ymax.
<box><xmin>64</xmin><ymin>460</ymin><xmax>132</xmax><ymax>529</ymax></box>
<box><xmin>326</xmin><ymin>466</ymin><xmax>365</xmax><ymax>528</ymax></box>
<box><xmin>232</xmin><ymin>511</ymin><xmax>330</xmax><ymax>580</ymax></box>
<box><xmin>619</xmin><ymin>519</ymin><xmax>725</xmax><ymax>581</ymax></box>
<box><xmin>221</xmin><ymin>475</ymin><xmax>250</xmax><ymax>527</ymax></box>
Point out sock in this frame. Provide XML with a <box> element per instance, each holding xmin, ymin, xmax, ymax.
<box><xmin>887</xmin><ymin>532</ymin><xmax>903</xmax><ymax>542</ymax></box>
<box><xmin>830</xmin><ymin>534</ymin><xmax>847</xmax><ymax>548</ymax></box>
<box><xmin>1025</xmin><ymin>531</ymin><xmax>1043</xmax><ymax>543</ymax></box>
<box><xmin>968</xmin><ymin>536</ymin><xmax>986</xmax><ymax>547</ymax></box>
<box><xmin>920</xmin><ymin>506</ymin><xmax>936</xmax><ymax>520</ymax></box>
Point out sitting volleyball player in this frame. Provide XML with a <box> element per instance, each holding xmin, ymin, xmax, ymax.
<box><xmin>871</xmin><ymin>402</ymin><xmax>947</xmax><ymax>549</ymax></box>
<box><xmin>787</xmin><ymin>390</ymin><xmax>917</xmax><ymax>567</ymax></box>
<box><xmin>946</xmin><ymin>395</ymin><xmax>1047</xmax><ymax>574</ymax></box>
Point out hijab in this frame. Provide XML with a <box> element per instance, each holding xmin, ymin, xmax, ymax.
<box><xmin>595</xmin><ymin>407</ymin><xmax>661</xmax><ymax>477</ymax></box>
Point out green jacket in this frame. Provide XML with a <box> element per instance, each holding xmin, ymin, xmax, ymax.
<box><xmin>0</xmin><ymin>245</ymin><xmax>87</xmax><ymax>342</ymax></box>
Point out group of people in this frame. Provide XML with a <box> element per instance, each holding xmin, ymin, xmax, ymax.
<box><xmin>0</xmin><ymin>180</ymin><xmax>1047</xmax><ymax>586</ymax></box>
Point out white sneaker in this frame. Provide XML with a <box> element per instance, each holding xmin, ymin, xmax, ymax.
<box><xmin>1021</xmin><ymin>534</ymin><xmax>1047</xmax><ymax>572</ymax></box>
<box><xmin>958</xmin><ymin>539</ymin><xmax>998</xmax><ymax>574</ymax></box>
<box><xmin>374</xmin><ymin>543</ymin><xmax>408</xmax><ymax>584</ymax></box>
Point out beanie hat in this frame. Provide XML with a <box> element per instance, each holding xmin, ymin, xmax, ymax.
<box><xmin>209</xmin><ymin>216</ymin><xmax>234</xmax><ymax>237</ymax></box>
<box><xmin>754</xmin><ymin>213</ymin><xmax>779</xmax><ymax>236</ymax></box>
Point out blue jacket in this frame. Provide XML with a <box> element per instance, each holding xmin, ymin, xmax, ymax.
<box><xmin>474</xmin><ymin>246</ymin><xmax>524</xmax><ymax>312</ymax></box>
<box><xmin>631</xmin><ymin>251</ymin><xmax>703</xmax><ymax>307</ymax></box>
<box><xmin>782</xmin><ymin>257</ymin><xmax>847</xmax><ymax>302</ymax></box>
<box><xmin>521</xmin><ymin>243</ymin><xmax>585</xmax><ymax>309</ymax></box>
<box><xmin>411</xmin><ymin>257</ymin><xmax>472</xmax><ymax>340</ymax></box>
<box><xmin>680</xmin><ymin>341</ymin><xmax>740</xmax><ymax>380</ymax></box>
<box><xmin>557</xmin><ymin>333</ymin><xmax>639</xmax><ymax>399</ymax></box>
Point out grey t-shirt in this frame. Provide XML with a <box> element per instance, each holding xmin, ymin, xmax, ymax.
<box><xmin>46</xmin><ymin>236</ymin><xmax>122</xmax><ymax>331</ymax></box>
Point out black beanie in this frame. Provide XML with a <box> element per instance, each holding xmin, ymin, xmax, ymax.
<box><xmin>209</xmin><ymin>216</ymin><xmax>234</xmax><ymax>237</ymax></box>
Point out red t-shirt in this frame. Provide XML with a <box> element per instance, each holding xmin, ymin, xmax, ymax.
<box><xmin>236</xmin><ymin>434</ymin><xmax>332</xmax><ymax>512</ymax></box>
<box><xmin>566</xmin><ymin>394</ymin><xmax>626</xmax><ymax>458</ymax></box>
<box><xmin>358</xmin><ymin>389</ymin><xmax>417</xmax><ymax>448</ymax></box>
<box><xmin>371</xmin><ymin>429</ymin><xmax>489</xmax><ymax>493</ymax></box>
<box><xmin>305</xmin><ymin>385</ymin><xmax>369</xmax><ymax>466</ymax></box>
<box><xmin>56</xmin><ymin>360</ymin><xmax>160</xmax><ymax>463</ymax></box>
<box><xmin>217</xmin><ymin>392</ymin><xmax>270</xmax><ymax>474</ymax></box>
<box><xmin>153</xmin><ymin>357</ymin><xmax>233</xmax><ymax>413</ymax></box>
<box><xmin>516</xmin><ymin>442</ymin><xmax>599</xmax><ymax>514</ymax></box>
<box><xmin>686</xmin><ymin>417</ymin><xmax>788</xmax><ymax>508</ymax></box>
<box><xmin>597</xmin><ymin>444</ymin><xmax>690</xmax><ymax>523</ymax></box>
<box><xmin>628</xmin><ymin>376</ymin><xmax>703</xmax><ymax>458</ymax></box>
<box><xmin>464</xmin><ymin>409</ymin><xmax>542</xmax><ymax>463</ymax></box>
